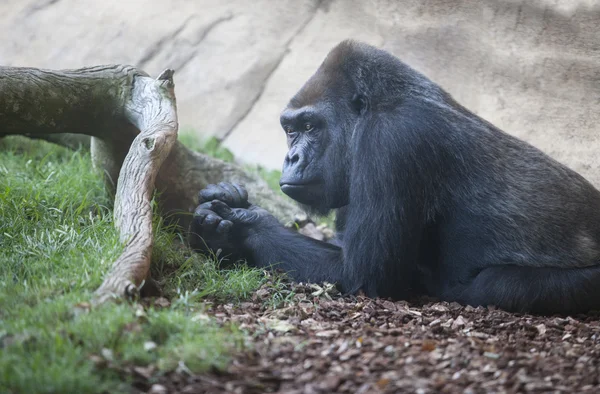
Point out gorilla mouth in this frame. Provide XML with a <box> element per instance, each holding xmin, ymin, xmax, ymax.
<box><xmin>280</xmin><ymin>182</ymin><xmax>323</xmax><ymax>204</ymax></box>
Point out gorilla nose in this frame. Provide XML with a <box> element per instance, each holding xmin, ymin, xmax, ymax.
<box><xmin>283</xmin><ymin>152</ymin><xmax>303</xmax><ymax>176</ymax></box>
<box><xmin>284</xmin><ymin>152</ymin><xmax>300</xmax><ymax>167</ymax></box>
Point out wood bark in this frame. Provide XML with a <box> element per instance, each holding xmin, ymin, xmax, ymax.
<box><xmin>0</xmin><ymin>65</ymin><xmax>301</xmax><ymax>303</ymax></box>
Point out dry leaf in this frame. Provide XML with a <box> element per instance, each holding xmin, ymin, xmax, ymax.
<box><xmin>316</xmin><ymin>329</ymin><xmax>340</xmax><ymax>338</ymax></box>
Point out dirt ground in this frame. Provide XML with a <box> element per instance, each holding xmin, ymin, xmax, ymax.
<box><xmin>151</xmin><ymin>283</ymin><xmax>600</xmax><ymax>394</ymax></box>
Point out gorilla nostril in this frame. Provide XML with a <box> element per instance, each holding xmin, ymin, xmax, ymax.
<box><xmin>286</xmin><ymin>153</ymin><xmax>300</xmax><ymax>166</ymax></box>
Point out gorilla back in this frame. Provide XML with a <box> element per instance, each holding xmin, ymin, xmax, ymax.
<box><xmin>193</xmin><ymin>40</ymin><xmax>600</xmax><ymax>315</ymax></box>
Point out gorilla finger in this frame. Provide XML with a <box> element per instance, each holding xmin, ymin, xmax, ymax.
<box><xmin>192</xmin><ymin>208</ymin><xmax>211</xmax><ymax>223</ymax></box>
<box><xmin>200</xmin><ymin>184</ymin><xmax>228</xmax><ymax>204</ymax></box>
<box><xmin>219</xmin><ymin>182</ymin><xmax>243</xmax><ymax>206</ymax></box>
<box><xmin>194</xmin><ymin>203</ymin><xmax>217</xmax><ymax>215</ymax></box>
<box><xmin>216</xmin><ymin>220</ymin><xmax>233</xmax><ymax>235</ymax></box>
<box><xmin>232</xmin><ymin>183</ymin><xmax>249</xmax><ymax>206</ymax></box>
<box><xmin>200</xmin><ymin>189</ymin><xmax>219</xmax><ymax>203</ymax></box>
<box><xmin>202</xmin><ymin>213</ymin><xmax>222</xmax><ymax>229</ymax></box>
<box><xmin>209</xmin><ymin>200</ymin><xmax>236</xmax><ymax>221</ymax></box>
<box><xmin>211</xmin><ymin>200</ymin><xmax>257</xmax><ymax>224</ymax></box>
<box><xmin>198</xmin><ymin>184</ymin><xmax>217</xmax><ymax>203</ymax></box>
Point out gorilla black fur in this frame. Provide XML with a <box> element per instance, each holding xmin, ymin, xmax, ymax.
<box><xmin>190</xmin><ymin>40</ymin><xmax>600</xmax><ymax>315</ymax></box>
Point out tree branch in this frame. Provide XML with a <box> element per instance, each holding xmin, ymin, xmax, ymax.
<box><xmin>94</xmin><ymin>69</ymin><xmax>178</xmax><ymax>304</ymax></box>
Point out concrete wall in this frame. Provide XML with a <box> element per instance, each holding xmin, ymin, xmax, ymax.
<box><xmin>2</xmin><ymin>0</ymin><xmax>599</xmax><ymax>184</ymax></box>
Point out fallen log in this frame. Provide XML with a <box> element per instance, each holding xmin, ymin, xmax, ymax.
<box><xmin>0</xmin><ymin>65</ymin><xmax>301</xmax><ymax>304</ymax></box>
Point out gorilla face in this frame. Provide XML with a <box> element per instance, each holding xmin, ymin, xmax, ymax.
<box><xmin>279</xmin><ymin>104</ymin><xmax>327</xmax><ymax>205</ymax></box>
<box><xmin>279</xmin><ymin>102</ymin><xmax>348</xmax><ymax>213</ymax></box>
<box><xmin>279</xmin><ymin>70</ymin><xmax>368</xmax><ymax>215</ymax></box>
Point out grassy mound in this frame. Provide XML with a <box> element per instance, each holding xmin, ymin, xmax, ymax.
<box><xmin>0</xmin><ymin>136</ymin><xmax>274</xmax><ymax>393</ymax></box>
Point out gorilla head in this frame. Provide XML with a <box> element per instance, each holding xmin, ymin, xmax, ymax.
<box><xmin>278</xmin><ymin>42</ymin><xmax>375</xmax><ymax>215</ymax></box>
<box><xmin>278</xmin><ymin>40</ymin><xmax>435</xmax><ymax>216</ymax></box>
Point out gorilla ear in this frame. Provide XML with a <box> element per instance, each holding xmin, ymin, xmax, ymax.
<box><xmin>351</xmin><ymin>93</ymin><xmax>368</xmax><ymax>115</ymax></box>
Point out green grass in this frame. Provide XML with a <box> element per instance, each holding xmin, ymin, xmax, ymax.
<box><xmin>150</xmin><ymin>214</ymin><xmax>268</xmax><ymax>303</ymax></box>
<box><xmin>0</xmin><ymin>136</ymin><xmax>272</xmax><ymax>394</ymax></box>
<box><xmin>178</xmin><ymin>133</ymin><xmax>235</xmax><ymax>163</ymax></box>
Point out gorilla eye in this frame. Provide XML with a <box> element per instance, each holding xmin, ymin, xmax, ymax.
<box><xmin>285</xmin><ymin>126</ymin><xmax>296</xmax><ymax>136</ymax></box>
<box><xmin>304</xmin><ymin>123</ymin><xmax>314</xmax><ymax>131</ymax></box>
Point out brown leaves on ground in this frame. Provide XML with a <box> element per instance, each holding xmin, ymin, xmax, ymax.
<box><xmin>156</xmin><ymin>283</ymin><xmax>600</xmax><ymax>393</ymax></box>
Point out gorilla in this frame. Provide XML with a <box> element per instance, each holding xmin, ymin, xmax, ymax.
<box><xmin>190</xmin><ymin>40</ymin><xmax>600</xmax><ymax>315</ymax></box>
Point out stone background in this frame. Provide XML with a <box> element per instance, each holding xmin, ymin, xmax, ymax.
<box><xmin>1</xmin><ymin>0</ymin><xmax>599</xmax><ymax>183</ymax></box>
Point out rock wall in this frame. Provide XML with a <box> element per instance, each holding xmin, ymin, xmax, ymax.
<box><xmin>1</xmin><ymin>0</ymin><xmax>599</xmax><ymax>184</ymax></box>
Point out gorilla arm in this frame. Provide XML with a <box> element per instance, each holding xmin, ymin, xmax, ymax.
<box><xmin>189</xmin><ymin>197</ymin><xmax>344</xmax><ymax>284</ymax></box>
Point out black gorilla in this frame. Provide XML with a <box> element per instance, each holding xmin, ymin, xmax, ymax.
<box><xmin>190</xmin><ymin>40</ymin><xmax>600</xmax><ymax>315</ymax></box>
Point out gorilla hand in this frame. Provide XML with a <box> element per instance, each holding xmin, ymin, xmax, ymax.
<box><xmin>189</xmin><ymin>198</ymin><xmax>280</xmax><ymax>265</ymax></box>
<box><xmin>206</xmin><ymin>200</ymin><xmax>281</xmax><ymax>238</ymax></box>
<box><xmin>189</xmin><ymin>201</ymin><xmax>237</xmax><ymax>260</ymax></box>
<box><xmin>199</xmin><ymin>182</ymin><xmax>249</xmax><ymax>208</ymax></box>
<box><xmin>191</xmin><ymin>182</ymin><xmax>251</xmax><ymax>258</ymax></box>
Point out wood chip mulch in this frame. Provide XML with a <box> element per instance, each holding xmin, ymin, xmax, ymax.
<box><xmin>153</xmin><ymin>283</ymin><xmax>600</xmax><ymax>394</ymax></box>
